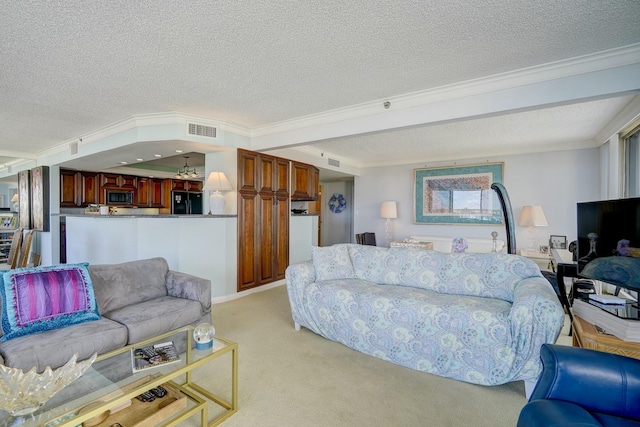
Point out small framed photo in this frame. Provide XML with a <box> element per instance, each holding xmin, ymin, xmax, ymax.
<box><xmin>539</xmin><ymin>245</ymin><xmax>549</xmax><ymax>254</ymax></box>
<box><xmin>549</xmin><ymin>235</ymin><xmax>567</xmax><ymax>249</ymax></box>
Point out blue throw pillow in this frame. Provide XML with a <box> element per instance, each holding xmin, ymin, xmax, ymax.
<box><xmin>0</xmin><ymin>263</ymin><xmax>101</xmax><ymax>341</ymax></box>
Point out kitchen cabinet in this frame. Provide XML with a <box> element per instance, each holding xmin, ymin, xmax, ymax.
<box><xmin>237</xmin><ymin>149</ymin><xmax>290</xmax><ymax>292</ymax></box>
<box><xmin>171</xmin><ymin>180</ymin><xmax>202</xmax><ymax>192</ymax></box>
<box><xmin>60</xmin><ymin>170</ymin><xmax>99</xmax><ymax>207</ymax></box>
<box><xmin>60</xmin><ymin>169</ymin><xmax>79</xmax><ymax>207</ymax></box>
<box><xmin>137</xmin><ymin>178</ymin><xmax>165</xmax><ymax>207</ymax></box>
<box><xmin>80</xmin><ymin>172</ymin><xmax>100</xmax><ymax>206</ymax></box>
<box><xmin>100</xmin><ymin>173</ymin><xmax>137</xmax><ymax>190</ymax></box>
<box><xmin>291</xmin><ymin>161</ymin><xmax>319</xmax><ymax>201</ymax></box>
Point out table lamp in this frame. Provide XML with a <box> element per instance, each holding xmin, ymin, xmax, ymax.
<box><xmin>518</xmin><ymin>205</ymin><xmax>548</xmax><ymax>249</ymax></box>
<box><xmin>203</xmin><ymin>172</ymin><xmax>232</xmax><ymax>215</ymax></box>
<box><xmin>380</xmin><ymin>201</ymin><xmax>397</xmax><ymax>246</ymax></box>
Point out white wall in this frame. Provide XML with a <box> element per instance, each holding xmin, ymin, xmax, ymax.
<box><xmin>353</xmin><ymin>148</ymin><xmax>600</xmax><ymax>251</ymax></box>
<box><xmin>322</xmin><ymin>181</ymin><xmax>354</xmax><ymax>245</ymax></box>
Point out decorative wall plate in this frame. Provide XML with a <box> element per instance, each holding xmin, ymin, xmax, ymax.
<box><xmin>328</xmin><ymin>193</ymin><xmax>347</xmax><ymax>213</ymax></box>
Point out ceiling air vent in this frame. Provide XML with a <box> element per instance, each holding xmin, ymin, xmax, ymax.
<box><xmin>328</xmin><ymin>158</ymin><xmax>340</xmax><ymax>167</ymax></box>
<box><xmin>187</xmin><ymin>123</ymin><xmax>217</xmax><ymax>139</ymax></box>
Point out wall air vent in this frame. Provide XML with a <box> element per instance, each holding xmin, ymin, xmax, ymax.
<box><xmin>187</xmin><ymin>123</ymin><xmax>218</xmax><ymax>139</ymax></box>
<box><xmin>328</xmin><ymin>158</ymin><xmax>340</xmax><ymax>167</ymax></box>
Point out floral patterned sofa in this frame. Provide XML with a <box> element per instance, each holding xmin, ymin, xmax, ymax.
<box><xmin>285</xmin><ymin>244</ymin><xmax>564</xmax><ymax>395</ymax></box>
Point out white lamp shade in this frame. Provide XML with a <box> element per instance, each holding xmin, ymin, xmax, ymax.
<box><xmin>518</xmin><ymin>205</ymin><xmax>548</xmax><ymax>227</ymax></box>
<box><xmin>380</xmin><ymin>201</ymin><xmax>397</xmax><ymax>219</ymax></box>
<box><xmin>203</xmin><ymin>172</ymin><xmax>232</xmax><ymax>191</ymax></box>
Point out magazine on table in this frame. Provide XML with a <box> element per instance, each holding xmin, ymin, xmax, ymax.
<box><xmin>131</xmin><ymin>341</ymin><xmax>181</xmax><ymax>372</ymax></box>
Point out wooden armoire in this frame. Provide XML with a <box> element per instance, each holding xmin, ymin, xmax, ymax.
<box><xmin>237</xmin><ymin>149</ymin><xmax>290</xmax><ymax>291</ymax></box>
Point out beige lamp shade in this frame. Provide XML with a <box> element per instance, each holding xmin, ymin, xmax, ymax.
<box><xmin>380</xmin><ymin>201</ymin><xmax>397</xmax><ymax>219</ymax></box>
<box><xmin>518</xmin><ymin>205</ymin><xmax>548</xmax><ymax>227</ymax></box>
<box><xmin>11</xmin><ymin>194</ymin><xmax>18</xmax><ymax>203</ymax></box>
<box><xmin>203</xmin><ymin>172</ymin><xmax>232</xmax><ymax>191</ymax></box>
<box><xmin>203</xmin><ymin>172</ymin><xmax>232</xmax><ymax>215</ymax></box>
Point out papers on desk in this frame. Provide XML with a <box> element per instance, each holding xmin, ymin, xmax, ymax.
<box><xmin>520</xmin><ymin>249</ymin><xmax>550</xmax><ymax>258</ymax></box>
<box><xmin>589</xmin><ymin>294</ymin><xmax>626</xmax><ymax>305</ymax></box>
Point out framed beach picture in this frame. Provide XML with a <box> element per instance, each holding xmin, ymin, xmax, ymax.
<box><xmin>414</xmin><ymin>163</ymin><xmax>504</xmax><ymax>225</ymax></box>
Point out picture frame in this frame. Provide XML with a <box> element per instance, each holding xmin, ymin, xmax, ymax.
<box><xmin>549</xmin><ymin>235</ymin><xmax>567</xmax><ymax>249</ymax></box>
<box><xmin>414</xmin><ymin>163</ymin><xmax>504</xmax><ymax>225</ymax></box>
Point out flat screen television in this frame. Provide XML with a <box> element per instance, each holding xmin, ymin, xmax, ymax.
<box><xmin>577</xmin><ymin>197</ymin><xmax>640</xmax><ymax>293</ymax></box>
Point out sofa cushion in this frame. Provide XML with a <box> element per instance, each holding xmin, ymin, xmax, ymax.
<box><xmin>0</xmin><ymin>263</ymin><xmax>101</xmax><ymax>342</ymax></box>
<box><xmin>312</xmin><ymin>245</ymin><xmax>356</xmax><ymax>281</ymax></box>
<box><xmin>89</xmin><ymin>257</ymin><xmax>169</xmax><ymax>314</ymax></box>
<box><xmin>348</xmin><ymin>245</ymin><xmax>541</xmax><ymax>302</ymax></box>
<box><xmin>303</xmin><ymin>278</ymin><xmax>517</xmax><ymax>384</ymax></box>
<box><xmin>104</xmin><ymin>296</ymin><xmax>204</xmax><ymax>344</ymax></box>
<box><xmin>0</xmin><ymin>317</ymin><xmax>127</xmax><ymax>372</ymax></box>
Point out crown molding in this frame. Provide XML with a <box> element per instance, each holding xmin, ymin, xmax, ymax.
<box><xmin>251</xmin><ymin>43</ymin><xmax>640</xmax><ymax>138</ymax></box>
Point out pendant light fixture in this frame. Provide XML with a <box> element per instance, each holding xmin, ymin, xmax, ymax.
<box><xmin>175</xmin><ymin>156</ymin><xmax>198</xmax><ymax>179</ymax></box>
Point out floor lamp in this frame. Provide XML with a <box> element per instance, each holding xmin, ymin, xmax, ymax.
<box><xmin>204</xmin><ymin>172</ymin><xmax>232</xmax><ymax>215</ymax></box>
<box><xmin>380</xmin><ymin>201</ymin><xmax>397</xmax><ymax>246</ymax></box>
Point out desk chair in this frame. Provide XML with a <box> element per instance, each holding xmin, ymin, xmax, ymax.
<box><xmin>355</xmin><ymin>232</ymin><xmax>376</xmax><ymax>246</ymax></box>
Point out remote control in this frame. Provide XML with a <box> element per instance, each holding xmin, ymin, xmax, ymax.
<box><xmin>136</xmin><ymin>391</ymin><xmax>156</xmax><ymax>402</ymax></box>
<box><xmin>150</xmin><ymin>386</ymin><xmax>167</xmax><ymax>398</ymax></box>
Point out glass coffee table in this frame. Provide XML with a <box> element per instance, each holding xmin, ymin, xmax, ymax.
<box><xmin>0</xmin><ymin>326</ymin><xmax>238</xmax><ymax>427</ymax></box>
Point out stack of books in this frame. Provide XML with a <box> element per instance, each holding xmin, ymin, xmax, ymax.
<box><xmin>573</xmin><ymin>297</ymin><xmax>640</xmax><ymax>342</ymax></box>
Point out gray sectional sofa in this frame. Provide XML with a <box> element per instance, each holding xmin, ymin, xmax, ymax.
<box><xmin>0</xmin><ymin>257</ymin><xmax>211</xmax><ymax>372</ymax></box>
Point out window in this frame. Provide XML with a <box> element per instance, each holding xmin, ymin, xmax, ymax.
<box><xmin>623</xmin><ymin>126</ymin><xmax>640</xmax><ymax>198</ymax></box>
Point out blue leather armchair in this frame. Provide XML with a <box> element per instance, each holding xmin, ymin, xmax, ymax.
<box><xmin>518</xmin><ymin>344</ymin><xmax>640</xmax><ymax>426</ymax></box>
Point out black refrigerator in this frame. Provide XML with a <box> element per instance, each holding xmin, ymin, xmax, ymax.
<box><xmin>171</xmin><ymin>191</ymin><xmax>203</xmax><ymax>215</ymax></box>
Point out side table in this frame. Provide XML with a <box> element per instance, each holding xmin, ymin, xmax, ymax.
<box><xmin>572</xmin><ymin>314</ymin><xmax>640</xmax><ymax>360</ymax></box>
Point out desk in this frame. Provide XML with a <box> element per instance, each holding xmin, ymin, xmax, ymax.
<box><xmin>572</xmin><ymin>314</ymin><xmax>640</xmax><ymax>360</ymax></box>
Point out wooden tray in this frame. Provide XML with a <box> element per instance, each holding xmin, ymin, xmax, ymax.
<box><xmin>89</xmin><ymin>382</ymin><xmax>186</xmax><ymax>427</ymax></box>
<box><xmin>44</xmin><ymin>376</ymin><xmax>186</xmax><ymax>427</ymax></box>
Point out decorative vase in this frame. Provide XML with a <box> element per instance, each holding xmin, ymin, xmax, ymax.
<box><xmin>0</xmin><ymin>353</ymin><xmax>97</xmax><ymax>416</ymax></box>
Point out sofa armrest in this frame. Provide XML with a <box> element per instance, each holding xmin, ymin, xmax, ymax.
<box><xmin>509</xmin><ymin>277</ymin><xmax>565</xmax><ymax>377</ymax></box>
<box><xmin>530</xmin><ymin>344</ymin><xmax>640</xmax><ymax>420</ymax></box>
<box><xmin>166</xmin><ymin>270</ymin><xmax>211</xmax><ymax>315</ymax></box>
<box><xmin>285</xmin><ymin>260</ymin><xmax>316</xmax><ymax>328</ymax></box>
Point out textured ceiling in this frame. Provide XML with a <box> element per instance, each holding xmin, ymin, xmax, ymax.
<box><xmin>1</xmin><ymin>0</ymin><xmax>640</xmax><ymax>173</ymax></box>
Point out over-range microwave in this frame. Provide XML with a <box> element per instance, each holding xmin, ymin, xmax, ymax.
<box><xmin>105</xmin><ymin>189</ymin><xmax>134</xmax><ymax>205</ymax></box>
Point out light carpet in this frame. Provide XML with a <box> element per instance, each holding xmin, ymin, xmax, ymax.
<box><xmin>187</xmin><ymin>285</ymin><xmax>572</xmax><ymax>427</ymax></box>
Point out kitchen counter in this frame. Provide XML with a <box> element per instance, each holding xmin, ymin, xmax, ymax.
<box><xmin>64</xmin><ymin>215</ymin><xmax>238</xmax><ymax>298</ymax></box>
<box><xmin>57</xmin><ymin>213</ymin><xmax>237</xmax><ymax>218</ymax></box>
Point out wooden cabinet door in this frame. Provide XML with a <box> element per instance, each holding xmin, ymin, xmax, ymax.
<box><xmin>149</xmin><ymin>179</ymin><xmax>165</xmax><ymax>207</ymax></box>
<box><xmin>100</xmin><ymin>173</ymin><xmax>120</xmax><ymax>189</ymax></box>
<box><xmin>186</xmin><ymin>181</ymin><xmax>203</xmax><ymax>192</ymax></box>
<box><xmin>120</xmin><ymin>175</ymin><xmax>137</xmax><ymax>190</ymax></box>
<box><xmin>60</xmin><ymin>169</ymin><xmax>79</xmax><ymax>207</ymax></box>
<box><xmin>274</xmin><ymin>158</ymin><xmax>290</xmax><ymax>280</ymax></box>
<box><xmin>291</xmin><ymin>162</ymin><xmax>310</xmax><ymax>200</ymax></box>
<box><xmin>172</xmin><ymin>180</ymin><xmax>188</xmax><ymax>191</ymax></box>
<box><xmin>309</xmin><ymin>166</ymin><xmax>319</xmax><ymax>200</ymax></box>
<box><xmin>238</xmin><ymin>188</ymin><xmax>258</xmax><ymax>291</ymax></box>
<box><xmin>80</xmin><ymin>172</ymin><xmax>100</xmax><ymax>206</ymax></box>
<box><xmin>137</xmin><ymin>178</ymin><xmax>150</xmax><ymax>206</ymax></box>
